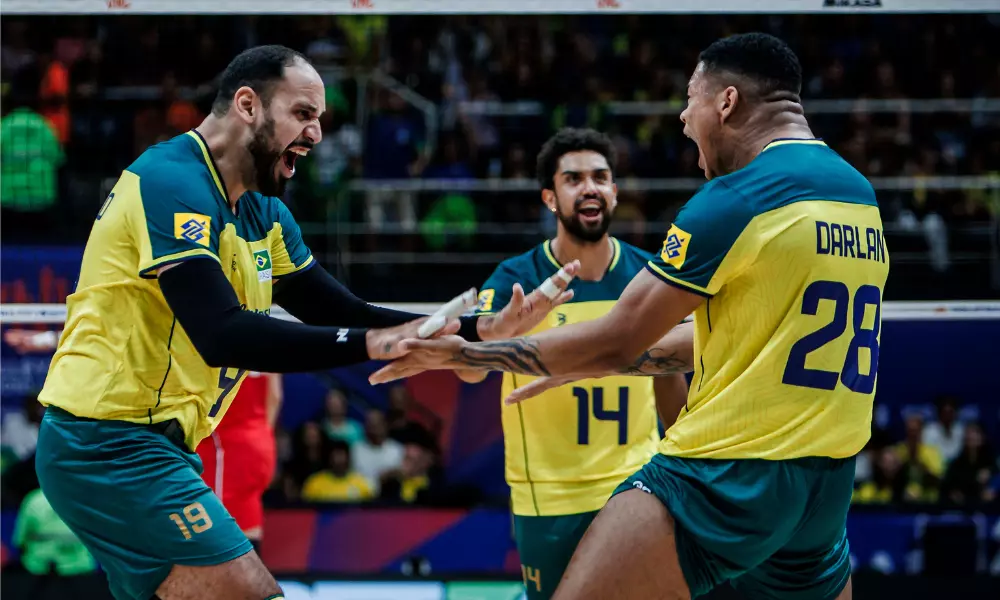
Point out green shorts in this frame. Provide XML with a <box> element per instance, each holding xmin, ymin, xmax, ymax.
<box><xmin>612</xmin><ymin>453</ymin><xmax>855</xmax><ymax>600</ymax></box>
<box><xmin>35</xmin><ymin>408</ymin><xmax>253</xmax><ymax>600</ymax></box>
<box><xmin>513</xmin><ymin>511</ymin><xmax>598</xmax><ymax>600</ymax></box>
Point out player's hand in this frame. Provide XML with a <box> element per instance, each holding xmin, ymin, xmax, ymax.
<box><xmin>477</xmin><ymin>260</ymin><xmax>580</xmax><ymax>341</ymax></box>
<box><xmin>368</xmin><ymin>336</ymin><xmax>467</xmax><ymax>384</ymax></box>
<box><xmin>503</xmin><ymin>374</ymin><xmax>591</xmax><ymax>405</ymax></box>
<box><xmin>3</xmin><ymin>329</ymin><xmax>59</xmax><ymax>354</ymax></box>
<box><xmin>365</xmin><ymin>318</ymin><xmax>460</xmax><ymax>361</ymax></box>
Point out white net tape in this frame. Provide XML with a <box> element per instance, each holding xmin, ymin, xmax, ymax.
<box><xmin>3</xmin><ymin>301</ymin><xmax>1000</xmax><ymax>325</ymax></box>
<box><xmin>3</xmin><ymin>0</ymin><xmax>997</xmax><ymax>15</ymax></box>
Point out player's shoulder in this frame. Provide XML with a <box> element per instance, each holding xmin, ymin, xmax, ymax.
<box><xmin>127</xmin><ymin>133</ymin><xmax>202</xmax><ymax>186</ymax></box>
<box><xmin>718</xmin><ymin>139</ymin><xmax>877</xmax><ymax>214</ymax></box>
<box><xmin>240</xmin><ymin>192</ymin><xmax>294</xmax><ymax>224</ymax></box>
<box><xmin>127</xmin><ymin>133</ymin><xmax>223</xmax><ymax>215</ymax></box>
<box><xmin>614</xmin><ymin>238</ymin><xmax>654</xmax><ymax>263</ymax></box>
<box><xmin>490</xmin><ymin>242</ymin><xmax>550</xmax><ymax>285</ymax></box>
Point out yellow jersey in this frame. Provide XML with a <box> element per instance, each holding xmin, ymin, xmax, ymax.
<box><xmin>39</xmin><ymin>131</ymin><xmax>314</xmax><ymax>450</ymax></box>
<box><xmin>301</xmin><ymin>471</ymin><xmax>375</xmax><ymax>502</ymax></box>
<box><xmin>476</xmin><ymin>238</ymin><xmax>659</xmax><ymax>516</ymax></box>
<box><xmin>646</xmin><ymin>139</ymin><xmax>889</xmax><ymax>461</ymax></box>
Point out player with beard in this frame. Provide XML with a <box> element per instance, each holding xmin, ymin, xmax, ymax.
<box><xmin>33</xmin><ymin>46</ymin><xmax>577</xmax><ymax>600</ymax></box>
<box><xmin>457</xmin><ymin>128</ymin><xmax>690</xmax><ymax>600</ymax></box>
<box><xmin>370</xmin><ymin>34</ymin><xmax>888</xmax><ymax>600</ymax></box>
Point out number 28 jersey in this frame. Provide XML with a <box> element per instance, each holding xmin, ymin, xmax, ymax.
<box><xmin>39</xmin><ymin>131</ymin><xmax>314</xmax><ymax>451</ymax></box>
<box><xmin>646</xmin><ymin>139</ymin><xmax>889</xmax><ymax>461</ymax></box>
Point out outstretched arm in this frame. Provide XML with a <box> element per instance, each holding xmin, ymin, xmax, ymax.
<box><xmin>500</xmin><ymin>322</ymin><xmax>694</xmax><ymax>405</ymax></box>
<box><xmin>369</xmin><ymin>270</ymin><xmax>704</xmax><ymax>384</ymax></box>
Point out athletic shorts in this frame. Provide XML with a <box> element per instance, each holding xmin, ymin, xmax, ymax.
<box><xmin>35</xmin><ymin>407</ymin><xmax>253</xmax><ymax>600</ymax></box>
<box><xmin>197</xmin><ymin>431</ymin><xmax>276</xmax><ymax>534</ymax></box>
<box><xmin>513</xmin><ymin>511</ymin><xmax>599</xmax><ymax>600</ymax></box>
<box><xmin>612</xmin><ymin>453</ymin><xmax>855</xmax><ymax>600</ymax></box>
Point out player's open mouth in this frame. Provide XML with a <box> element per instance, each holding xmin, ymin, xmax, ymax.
<box><xmin>578</xmin><ymin>201</ymin><xmax>604</xmax><ymax>223</ymax></box>
<box><xmin>280</xmin><ymin>148</ymin><xmax>308</xmax><ymax>178</ymax></box>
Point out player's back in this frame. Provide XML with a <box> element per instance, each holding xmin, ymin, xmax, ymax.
<box><xmin>648</xmin><ymin>139</ymin><xmax>888</xmax><ymax>461</ymax></box>
<box><xmin>40</xmin><ymin>131</ymin><xmax>313</xmax><ymax>451</ymax></box>
<box><xmin>477</xmin><ymin>239</ymin><xmax>660</xmax><ymax>516</ymax></box>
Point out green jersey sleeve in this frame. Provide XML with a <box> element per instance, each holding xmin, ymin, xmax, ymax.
<box><xmin>646</xmin><ymin>179</ymin><xmax>761</xmax><ymax>297</ymax></box>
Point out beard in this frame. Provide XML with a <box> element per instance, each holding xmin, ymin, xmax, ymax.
<box><xmin>247</xmin><ymin>116</ymin><xmax>287</xmax><ymax>197</ymax></box>
<box><xmin>555</xmin><ymin>193</ymin><xmax>613</xmax><ymax>243</ymax></box>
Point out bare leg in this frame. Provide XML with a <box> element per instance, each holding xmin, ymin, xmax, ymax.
<box><xmin>154</xmin><ymin>549</ymin><xmax>282</xmax><ymax>600</ymax></box>
<box><xmin>834</xmin><ymin>577</ymin><xmax>852</xmax><ymax>600</ymax></box>
<box><xmin>552</xmin><ymin>489</ymin><xmax>692</xmax><ymax>600</ymax></box>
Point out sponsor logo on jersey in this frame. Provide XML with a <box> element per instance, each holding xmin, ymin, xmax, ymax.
<box><xmin>174</xmin><ymin>213</ymin><xmax>211</xmax><ymax>247</ymax></box>
<box><xmin>660</xmin><ymin>224</ymin><xmax>691</xmax><ymax>269</ymax></box>
<box><xmin>253</xmin><ymin>249</ymin><xmax>273</xmax><ymax>282</ymax></box>
<box><xmin>477</xmin><ymin>289</ymin><xmax>495</xmax><ymax>313</ymax></box>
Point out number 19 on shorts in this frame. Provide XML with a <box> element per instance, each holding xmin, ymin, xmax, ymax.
<box><xmin>782</xmin><ymin>280</ymin><xmax>881</xmax><ymax>394</ymax></box>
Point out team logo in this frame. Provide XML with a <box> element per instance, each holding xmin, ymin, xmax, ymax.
<box><xmin>556</xmin><ymin>312</ymin><xmax>567</xmax><ymax>326</ymax></box>
<box><xmin>660</xmin><ymin>224</ymin><xmax>691</xmax><ymax>269</ymax></box>
<box><xmin>253</xmin><ymin>249</ymin><xmax>273</xmax><ymax>282</ymax></box>
<box><xmin>174</xmin><ymin>213</ymin><xmax>211</xmax><ymax>247</ymax></box>
<box><xmin>477</xmin><ymin>289</ymin><xmax>495</xmax><ymax>313</ymax></box>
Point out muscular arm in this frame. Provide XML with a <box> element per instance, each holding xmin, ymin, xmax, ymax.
<box><xmin>159</xmin><ymin>259</ymin><xmax>376</xmax><ymax>371</ymax></box>
<box><xmin>273</xmin><ymin>264</ymin><xmax>483</xmax><ymax>340</ymax></box>
<box><xmin>265</xmin><ymin>374</ymin><xmax>283</xmax><ymax>428</ymax></box>
<box><xmin>447</xmin><ymin>271</ymin><xmax>702</xmax><ymax>377</ymax></box>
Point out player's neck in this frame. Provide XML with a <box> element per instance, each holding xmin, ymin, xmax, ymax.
<box><xmin>194</xmin><ymin>118</ymin><xmax>248</xmax><ymax>209</ymax></box>
<box><xmin>551</xmin><ymin>234</ymin><xmax>613</xmax><ymax>281</ymax></box>
<box><xmin>727</xmin><ymin>110</ymin><xmax>813</xmax><ymax>174</ymax></box>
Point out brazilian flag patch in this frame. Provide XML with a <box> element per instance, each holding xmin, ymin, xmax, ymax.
<box><xmin>253</xmin><ymin>249</ymin><xmax>272</xmax><ymax>282</ymax></box>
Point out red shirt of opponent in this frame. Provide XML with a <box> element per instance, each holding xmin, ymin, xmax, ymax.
<box><xmin>197</xmin><ymin>372</ymin><xmax>281</xmax><ymax>542</ymax></box>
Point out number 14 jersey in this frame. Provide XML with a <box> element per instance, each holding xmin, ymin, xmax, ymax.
<box><xmin>647</xmin><ymin>139</ymin><xmax>889</xmax><ymax>461</ymax></box>
<box><xmin>475</xmin><ymin>238</ymin><xmax>660</xmax><ymax>516</ymax></box>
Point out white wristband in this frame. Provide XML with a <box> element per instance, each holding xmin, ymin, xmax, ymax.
<box><xmin>418</xmin><ymin>288</ymin><xmax>478</xmax><ymax>338</ymax></box>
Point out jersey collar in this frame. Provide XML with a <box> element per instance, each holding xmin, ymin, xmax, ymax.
<box><xmin>543</xmin><ymin>237</ymin><xmax>621</xmax><ymax>274</ymax></box>
<box><xmin>186</xmin><ymin>130</ymin><xmax>233</xmax><ymax>211</ymax></box>
<box><xmin>762</xmin><ymin>138</ymin><xmax>827</xmax><ymax>152</ymax></box>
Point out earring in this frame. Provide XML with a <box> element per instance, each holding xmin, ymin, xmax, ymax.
<box><xmin>550</xmin><ymin>207</ymin><xmax>556</xmax><ymax>213</ymax></box>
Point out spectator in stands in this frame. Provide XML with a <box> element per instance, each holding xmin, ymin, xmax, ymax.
<box><xmin>352</xmin><ymin>409</ymin><xmax>404</xmax><ymax>494</ymax></box>
<box><xmin>380</xmin><ymin>442</ymin><xmax>439</xmax><ymax>505</ymax></box>
<box><xmin>0</xmin><ymin>65</ymin><xmax>65</xmax><ymax>241</ymax></box>
<box><xmin>895</xmin><ymin>413</ymin><xmax>945</xmax><ymax>503</ymax></box>
<box><xmin>940</xmin><ymin>422</ymin><xmax>997</xmax><ymax>507</ymax></box>
<box><xmin>853</xmin><ymin>447</ymin><xmax>907</xmax><ymax>505</ymax></box>
<box><xmin>284</xmin><ymin>421</ymin><xmax>329</xmax><ymax>496</ymax></box>
<box><xmin>922</xmin><ymin>394</ymin><xmax>966</xmax><ymax>465</ymax></box>
<box><xmin>386</xmin><ymin>385</ymin><xmax>437</xmax><ymax>451</ymax></box>
<box><xmin>855</xmin><ymin>423</ymin><xmax>892</xmax><ymax>485</ymax></box>
<box><xmin>301</xmin><ymin>440</ymin><xmax>374</xmax><ymax>502</ymax></box>
<box><xmin>321</xmin><ymin>388</ymin><xmax>365</xmax><ymax>446</ymax></box>
<box><xmin>13</xmin><ymin>487</ymin><xmax>96</xmax><ymax>577</ymax></box>
<box><xmin>1</xmin><ymin>392</ymin><xmax>45</xmax><ymax>461</ymax></box>
<box><xmin>363</xmin><ymin>91</ymin><xmax>425</xmax><ymax>233</ymax></box>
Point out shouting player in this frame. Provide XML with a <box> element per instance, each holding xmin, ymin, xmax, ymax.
<box><xmin>33</xmin><ymin>45</ymin><xmax>575</xmax><ymax>600</ymax></box>
<box><xmin>371</xmin><ymin>33</ymin><xmax>888</xmax><ymax>600</ymax></box>
<box><xmin>457</xmin><ymin>128</ymin><xmax>689</xmax><ymax>599</ymax></box>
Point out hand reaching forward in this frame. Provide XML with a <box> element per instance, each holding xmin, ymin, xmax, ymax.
<box><xmin>475</xmin><ymin>260</ymin><xmax>580</xmax><ymax>341</ymax></box>
<box><xmin>365</xmin><ymin>318</ymin><xmax>460</xmax><ymax>361</ymax></box>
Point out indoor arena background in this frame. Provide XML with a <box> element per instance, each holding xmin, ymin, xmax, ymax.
<box><xmin>2</xmin><ymin>2</ymin><xmax>1000</xmax><ymax>600</ymax></box>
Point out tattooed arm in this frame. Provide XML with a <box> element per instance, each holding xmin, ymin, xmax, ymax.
<box><xmin>369</xmin><ymin>270</ymin><xmax>705</xmax><ymax>385</ymax></box>
<box><xmin>486</xmin><ymin>323</ymin><xmax>693</xmax><ymax>406</ymax></box>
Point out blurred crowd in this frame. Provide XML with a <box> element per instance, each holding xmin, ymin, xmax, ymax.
<box><xmin>268</xmin><ymin>385</ymin><xmax>478</xmax><ymax>507</ymax></box>
<box><xmin>2</xmin><ymin>15</ymin><xmax>998</xmax><ymax>241</ymax></box>
<box><xmin>854</xmin><ymin>395</ymin><xmax>1000</xmax><ymax>508</ymax></box>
